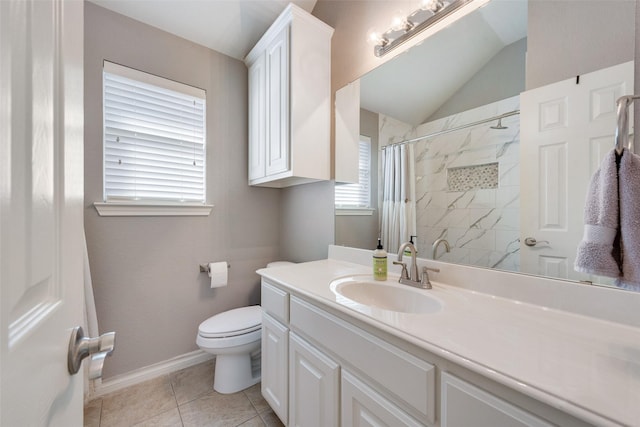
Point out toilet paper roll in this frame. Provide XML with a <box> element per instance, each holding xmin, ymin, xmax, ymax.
<box><xmin>208</xmin><ymin>262</ymin><xmax>228</xmax><ymax>288</ymax></box>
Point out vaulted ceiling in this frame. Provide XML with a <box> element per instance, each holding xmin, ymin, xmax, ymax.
<box><xmin>88</xmin><ymin>0</ymin><xmax>317</xmax><ymax>60</ymax></box>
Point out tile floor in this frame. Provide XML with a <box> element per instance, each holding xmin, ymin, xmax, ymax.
<box><xmin>84</xmin><ymin>360</ymin><xmax>284</xmax><ymax>427</ymax></box>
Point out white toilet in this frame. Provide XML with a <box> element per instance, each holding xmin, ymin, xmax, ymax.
<box><xmin>196</xmin><ymin>261</ymin><xmax>293</xmax><ymax>394</ymax></box>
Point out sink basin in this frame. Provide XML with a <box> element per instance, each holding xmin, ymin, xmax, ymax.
<box><xmin>330</xmin><ymin>277</ymin><xmax>442</xmax><ymax>314</ymax></box>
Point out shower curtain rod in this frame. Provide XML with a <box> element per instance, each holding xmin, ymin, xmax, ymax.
<box><xmin>381</xmin><ymin>109</ymin><xmax>520</xmax><ymax>150</ymax></box>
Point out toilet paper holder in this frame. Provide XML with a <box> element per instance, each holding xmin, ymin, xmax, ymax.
<box><xmin>199</xmin><ymin>262</ymin><xmax>230</xmax><ymax>273</ymax></box>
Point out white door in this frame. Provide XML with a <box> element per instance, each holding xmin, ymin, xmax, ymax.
<box><xmin>1</xmin><ymin>0</ymin><xmax>85</xmax><ymax>425</ymax></box>
<box><xmin>520</xmin><ymin>61</ymin><xmax>633</xmax><ymax>281</ymax></box>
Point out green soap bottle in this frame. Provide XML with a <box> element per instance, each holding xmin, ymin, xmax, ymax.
<box><xmin>373</xmin><ymin>238</ymin><xmax>387</xmax><ymax>281</ymax></box>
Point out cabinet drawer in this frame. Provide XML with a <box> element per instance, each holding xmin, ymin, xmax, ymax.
<box><xmin>261</xmin><ymin>280</ymin><xmax>289</xmax><ymax>323</ymax></box>
<box><xmin>290</xmin><ymin>296</ymin><xmax>435</xmax><ymax>424</ymax></box>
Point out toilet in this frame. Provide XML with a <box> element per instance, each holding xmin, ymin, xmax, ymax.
<box><xmin>196</xmin><ymin>261</ymin><xmax>294</xmax><ymax>394</ymax></box>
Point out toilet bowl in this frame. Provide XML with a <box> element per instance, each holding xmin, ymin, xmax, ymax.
<box><xmin>196</xmin><ymin>261</ymin><xmax>294</xmax><ymax>394</ymax></box>
<box><xmin>196</xmin><ymin>305</ymin><xmax>262</xmax><ymax>394</ymax></box>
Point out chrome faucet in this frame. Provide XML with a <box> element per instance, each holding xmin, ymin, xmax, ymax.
<box><xmin>393</xmin><ymin>241</ymin><xmax>439</xmax><ymax>289</ymax></box>
<box><xmin>432</xmin><ymin>238</ymin><xmax>451</xmax><ymax>260</ymax></box>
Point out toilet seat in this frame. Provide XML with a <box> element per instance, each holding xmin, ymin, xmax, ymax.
<box><xmin>198</xmin><ymin>305</ymin><xmax>262</xmax><ymax>339</ymax></box>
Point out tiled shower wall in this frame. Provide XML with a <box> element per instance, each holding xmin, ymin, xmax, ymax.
<box><xmin>379</xmin><ymin>96</ymin><xmax>520</xmax><ymax>271</ymax></box>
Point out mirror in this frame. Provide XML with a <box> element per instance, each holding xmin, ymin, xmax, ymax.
<box><xmin>335</xmin><ymin>0</ymin><xmax>636</xmax><ymax>288</ymax></box>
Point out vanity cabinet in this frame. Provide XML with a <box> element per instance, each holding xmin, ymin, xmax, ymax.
<box><xmin>244</xmin><ymin>4</ymin><xmax>333</xmax><ymax>188</ymax></box>
<box><xmin>261</xmin><ymin>278</ymin><xmax>589</xmax><ymax>427</ymax></box>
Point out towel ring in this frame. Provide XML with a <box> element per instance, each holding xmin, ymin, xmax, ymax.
<box><xmin>615</xmin><ymin>95</ymin><xmax>640</xmax><ymax>155</ymax></box>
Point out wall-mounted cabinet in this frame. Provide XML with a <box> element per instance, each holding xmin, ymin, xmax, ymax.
<box><xmin>244</xmin><ymin>4</ymin><xmax>333</xmax><ymax>188</ymax></box>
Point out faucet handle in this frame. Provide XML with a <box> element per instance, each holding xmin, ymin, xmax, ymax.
<box><xmin>393</xmin><ymin>261</ymin><xmax>409</xmax><ymax>280</ymax></box>
<box><xmin>420</xmin><ymin>266</ymin><xmax>439</xmax><ymax>289</ymax></box>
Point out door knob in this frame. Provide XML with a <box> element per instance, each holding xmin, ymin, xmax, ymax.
<box><xmin>68</xmin><ymin>326</ymin><xmax>116</xmax><ymax>376</ymax></box>
<box><xmin>524</xmin><ymin>237</ymin><xmax>549</xmax><ymax>247</ymax></box>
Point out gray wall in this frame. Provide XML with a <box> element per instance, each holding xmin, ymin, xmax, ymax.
<box><xmin>526</xmin><ymin>0</ymin><xmax>635</xmax><ymax>90</ymax></box>
<box><xmin>313</xmin><ymin>1</ymin><xmax>415</xmax><ymax>93</ymax></box>
<box><xmin>84</xmin><ymin>3</ymin><xmax>281</xmax><ymax>379</ymax></box>
<box><xmin>335</xmin><ymin>109</ymin><xmax>380</xmax><ymax>250</ymax></box>
<box><xmin>280</xmin><ymin>181</ymin><xmax>334</xmax><ymax>262</ymax></box>
<box><xmin>427</xmin><ymin>38</ymin><xmax>527</xmax><ymax>122</ymax></box>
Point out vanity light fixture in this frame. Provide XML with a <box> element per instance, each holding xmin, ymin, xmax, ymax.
<box><xmin>370</xmin><ymin>0</ymin><xmax>482</xmax><ymax>57</ymax></box>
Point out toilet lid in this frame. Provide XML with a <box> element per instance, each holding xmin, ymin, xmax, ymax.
<box><xmin>198</xmin><ymin>305</ymin><xmax>262</xmax><ymax>338</ymax></box>
<box><xmin>267</xmin><ymin>261</ymin><xmax>294</xmax><ymax>268</ymax></box>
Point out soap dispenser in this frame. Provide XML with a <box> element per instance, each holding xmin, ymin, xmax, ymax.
<box><xmin>373</xmin><ymin>238</ymin><xmax>387</xmax><ymax>281</ymax></box>
<box><xmin>404</xmin><ymin>235</ymin><xmax>417</xmax><ymax>257</ymax></box>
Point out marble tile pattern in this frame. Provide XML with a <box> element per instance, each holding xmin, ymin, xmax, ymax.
<box><xmin>380</xmin><ymin>96</ymin><xmax>520</xmax><ymax>271</ymax></box>
<box><xmin>84</xmin><ymin>360</ymin><xmax>283</xmax><ymax>427</ymax></box>
<box><xmin>447</xmin><ymin>163</ymin><xmax>499</xmax><ymax>192</ymax></box>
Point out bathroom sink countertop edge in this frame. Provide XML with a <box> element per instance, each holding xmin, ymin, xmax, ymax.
<box><xmin>257</xmin><ymin>259</ymin><xmax>640</xmax><ymax>427</ymax></box>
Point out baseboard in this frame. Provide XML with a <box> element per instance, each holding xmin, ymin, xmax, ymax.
<box><xmin>88</xmin><ymin>350</ymin><xmax>214</xmax><ymax>400</ymax></box>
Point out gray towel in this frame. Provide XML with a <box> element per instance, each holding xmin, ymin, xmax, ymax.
<box><xmin>574</xmin><ymin>149</ymin><xmax>621</xmax><ymax>278</ymax></box>
<box><xmin>616</xmin><ymin>148</ymin><xmax>640</xmax><ymax>291</ymax></box>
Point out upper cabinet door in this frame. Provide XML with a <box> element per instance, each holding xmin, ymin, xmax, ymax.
<box><xmin>248</xmin><ymin>53</ymin><xmax>267</xmax><ymax>181</ymax></box>
<box><xmin>265</xmin><ymin>25</ymin><xmax>290</xmax><ymax>177</ymax></box>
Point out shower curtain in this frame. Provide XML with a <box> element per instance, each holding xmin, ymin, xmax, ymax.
<box><xmin>381</xmin><ymin>144</ymin><xmax>416</xmax><ymax>253</ymax></box>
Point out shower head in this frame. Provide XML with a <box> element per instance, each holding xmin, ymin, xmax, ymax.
<box><xmin>490</xmin><ymin>118</ymin><xmax>507</xmax><ymax>130</ymax></box>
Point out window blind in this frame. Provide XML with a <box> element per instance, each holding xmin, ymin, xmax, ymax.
<box><xmin>335</xmin><ymin>137</ymin><xmax>371</xmax><ymax>208</ymax></box>
<box><xmin>103</xmin><ymin>62</ymin><xmax>206</xmax><ymax>203</ymax></box>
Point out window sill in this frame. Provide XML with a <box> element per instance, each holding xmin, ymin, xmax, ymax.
<box><xmin>94</xmin><ymin>202</ymin><xmax>214</xmax><ymax>217</ymax></box>
<box><xmin>335</xmin><ymin>208</ymin><xmax>375</xmax><ymax>216</ymax></box>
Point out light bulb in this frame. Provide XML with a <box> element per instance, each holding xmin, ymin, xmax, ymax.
<box><xmin>390</xmin><ymin>14</ymin><xmax>406</xmax><ymax>32</ymax></box>
<box><xmin>420</xmin><ymin>0</ymin><xmax>445</xmax><ymax>12</ymax></box>
<box><xmin>366</xmin><ymin>29</ymin><xmax>387</xmax><ymax>46</ymax></box>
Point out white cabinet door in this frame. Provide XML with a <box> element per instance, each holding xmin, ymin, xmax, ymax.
<box><xmin>341</xmin><ymin>370</ymin><xmax>423</xmax><ymax>427</ymax></box>
<box><xmin>262</xmin><ymin>313</ymin><xmax>289</xmax><ymax>425</ymax></box>
<box><xmin>289</xmin><ymin>332</ymin><xmax>339</xmax><ymax>427</ymax></box>
<box><xmin>248</xmin><ymin>53</ymin><xmax>266</xmax><ymax>180</ymax></box>
<box><xmin>265</xmin><ymin>25</ymin><xmax>290</xmax><ymax>177</ymax></box>
<box><xmin>441</xmin><ymin>373</ymin><xmax>553</xmax><ymax>427</ymax></box>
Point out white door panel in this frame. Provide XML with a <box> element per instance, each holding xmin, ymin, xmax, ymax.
<box><xmin>520</xmin><ymin>61</ymin><xmax>633</xmax><ymax>282</ymax></box>
<box><xmin>266</xmin><ymin>25</ymin><xmax>290</xmax><ymax>176</ymax></box>
<box><xmin>1</xmin><ymin>0</ymin><xmax>85</xmax><ymax>425</ymax></box>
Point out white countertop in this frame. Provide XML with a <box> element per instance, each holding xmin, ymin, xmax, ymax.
<box><xmin>258</xmin><ymin>259</ymin><xmax>640</xmax><ymax>427</ymax></box>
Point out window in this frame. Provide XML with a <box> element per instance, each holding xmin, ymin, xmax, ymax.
<box><xmin>335</xmin><ymin>136</ymin><xmax>373</xmax><ymax>214</ymax></box>
<box><xmin>96</xmin><ymin>61</ymin><xmax>211</xmax><ymax>216</ymax></box>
